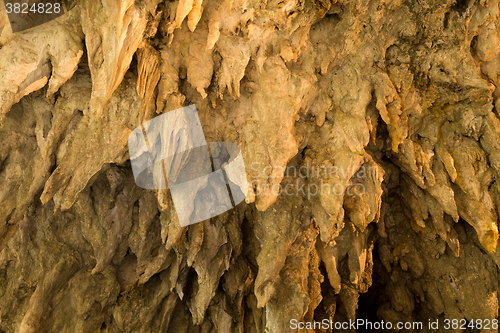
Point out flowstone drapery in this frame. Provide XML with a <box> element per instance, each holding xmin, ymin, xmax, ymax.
<box><xmin>1</xmin><ymin>0</ymin><xmax>500</xmax><ymax>332</ymax></box>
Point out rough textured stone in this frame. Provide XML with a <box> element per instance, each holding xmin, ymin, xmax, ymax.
<box><xmin>1</xmin><ymin>0</ymin><xmax>500</xmax><ymax>332</ymax></box>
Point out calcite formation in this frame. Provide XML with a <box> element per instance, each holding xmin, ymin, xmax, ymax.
<box><xmin>1</xmin><ymin>0</ymin><xmax>500</xmax><ymax>332</ymax></box>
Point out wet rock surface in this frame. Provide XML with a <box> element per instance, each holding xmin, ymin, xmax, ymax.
<box><xmin>1</xmin><ymin>0</ymin><xmax>500</xmax><ymax>332</ymax></box>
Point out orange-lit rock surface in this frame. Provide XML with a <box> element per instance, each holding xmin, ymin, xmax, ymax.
<box><xmin>1</xmin><ymin>0</ymin><xmax>500</xmax><ymax>331</ymax></box>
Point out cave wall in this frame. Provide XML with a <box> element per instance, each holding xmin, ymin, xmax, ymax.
<box><xmin>1</xmin><ymin>0</ymin><xmax>500</xmax><ymax>332</ymax></box>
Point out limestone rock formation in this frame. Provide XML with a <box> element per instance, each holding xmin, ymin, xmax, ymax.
<box><xmin>1</xmin><ymin>0</ymin><xmax>500</xmax><ymax>332</ymax></box>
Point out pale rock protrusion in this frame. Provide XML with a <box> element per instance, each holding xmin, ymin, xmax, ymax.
<box><xmin>136</xmin><ymin>42</ymin><xmax>162</xmax><ymax>121</ymax></box>
<box><xmin>0</xmin><ymin>19</ymin><xmax>83</xmax><ymax>126</ymax></box>
<box><xmin>206</xmin><ymin>12</ymin><xmax>220</xmax><ymax>49</ymax></box>
<box><xmin>82</xmin><ymin>0</ymin><xmax>159</xmax><ymax>119</ymax></box>
<box><xmin>187</xmin><ymin>0</ymin><xmax>203</xmax><ymax>32</ymax></box>
<box><xmin>174</xmin><ymin>0</ymin><xmax>195</xmax><ymax>28</ymax></box>
<box><xmin>217</xmin><ymin>36</ymin><xmax>251</xmax><ymax>99</ymax></box>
